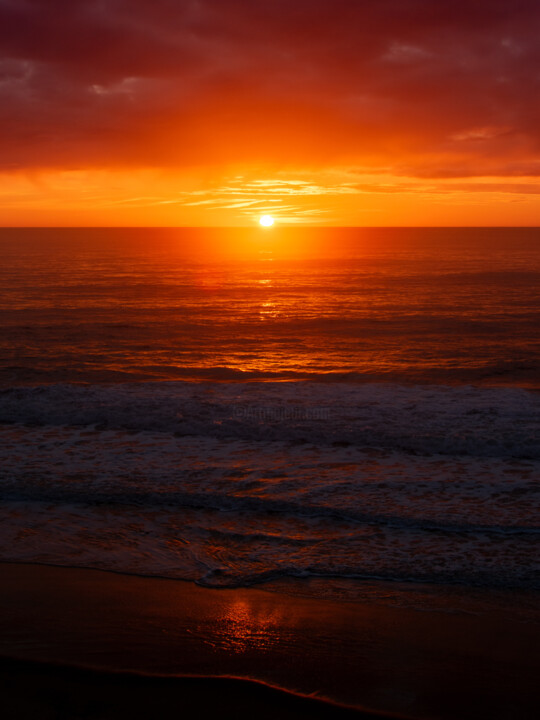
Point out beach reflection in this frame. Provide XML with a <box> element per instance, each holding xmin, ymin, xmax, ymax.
<box><xmin>212</xmin><ymin>596</ymin><xmax>285</xmax><ymax>653</ymax></box>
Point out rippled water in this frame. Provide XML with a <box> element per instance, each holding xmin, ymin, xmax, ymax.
<box><xmin>0</xmin><ymin>228</ymin><xmax>539</xmax><ymax>599</ymax></box>
<box><xmin>2</xmin><ymin>227</ymin><xmax>540</xmax><ymax>385</ymax></box>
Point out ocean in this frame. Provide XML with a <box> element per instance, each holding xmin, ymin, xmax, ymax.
<box><xmin>1</xmin><ymin>227</ymin><xmax>539</xmax><ymax>610</ymax></box>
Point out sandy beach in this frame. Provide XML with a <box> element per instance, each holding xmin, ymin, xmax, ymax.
<box><xmin>0</xmin><ymin>656</ymin><xmax>373</xmax><ymax>720</ymax></box>
<box><xmin>1</xmin><ymin>563</ymin><xmax>538</xmax><ymax>719</ymax></box>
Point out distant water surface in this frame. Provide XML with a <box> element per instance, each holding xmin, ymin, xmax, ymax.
<box><xmin>1</xmin><ymin>227</ymin><xmax>540</xmax><ymax>385</ymax></box>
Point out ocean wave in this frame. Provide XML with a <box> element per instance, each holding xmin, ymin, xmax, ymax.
<box><xmin>1</xmin><ymin>382</ymin><xmax>539</xmax><ymax>591</ymax></box>
<box><xmin>1</xmin><ymin>498</ymin><xmax>537</xmax><ymax>591</ymax></box>
<box><xmin>2</xmin><ymin>355</ymin><xmax>540</xmax><ymax>387</ymax></box>
<box><xmin>1</xmin><ymin>484</ymin><xmax>538</xmax><ymax>537</ymax></box>
<box><xmin>1</xmin><ymin>380</ymin><xmax>540</xmax><ymax>458</ymax></box>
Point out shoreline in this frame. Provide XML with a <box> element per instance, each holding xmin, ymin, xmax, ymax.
<box><xmin>1</xmin><ymin>558</ymin><xmax>539</xmax><ymax>619</ymax></box>
<box><xmin>1</xmin><ymin>656</ymin><xmax>382</xmax><ymax>720</ymax></box>
<box><xmin>1</xmin><ymin>563</ymin><xmax>539</xmax><ymax>719</ymax></box>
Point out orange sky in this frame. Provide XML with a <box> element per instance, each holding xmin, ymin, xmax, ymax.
<box><xmin>1</xmin><ymin>1</ymin><xmax>539</xmax><ymax>226</ymax></box>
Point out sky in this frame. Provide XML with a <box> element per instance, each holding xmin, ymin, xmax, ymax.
<box><xmin>1</xmin><ymin>0</ymin><xmax>540</xmax><ymax>226</ymax></box>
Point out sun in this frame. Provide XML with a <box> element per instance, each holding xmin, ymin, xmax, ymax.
<box><xmin>259</xmin><ymin>215</ymin><xmax>275</xmax><ymax>227</ymax></box>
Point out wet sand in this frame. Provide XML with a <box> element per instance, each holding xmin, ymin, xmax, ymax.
<box><xmin>0</xmin><ymin>563</ymin><xmax>538</xmax><ymax>719</ymax></box>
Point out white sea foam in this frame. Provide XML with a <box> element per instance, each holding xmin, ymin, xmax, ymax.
<box><xmin>0</xmin><ymin>382</ymin><xmax>539</xmax><ymax>590</ymax></box>
<box><xmin>1</xmin><ymin>381</ymin><xmax>540</xmax><ymax>458</ymax></box>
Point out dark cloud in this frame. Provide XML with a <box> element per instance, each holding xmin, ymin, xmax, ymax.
<box><xmin>0</xmin><ymin>0</ymin><xmax>539</xmax><ymax>173</ymax></box>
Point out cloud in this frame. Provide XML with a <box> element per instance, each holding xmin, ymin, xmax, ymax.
<box><xmin>0</xmin><ymin>0</ymin><xmax>539</xmax><ymax>178</ymax></box>
<box><xmin>151</xmin><ymin>175</ymin><xmax>360</xmax><ymax>222</ymax></box>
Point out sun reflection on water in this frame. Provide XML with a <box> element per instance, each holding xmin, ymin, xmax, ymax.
<box><xmin>212</xmin><ymin>597</ymin><xmax>284</xmax><ymax>653</ymax></box>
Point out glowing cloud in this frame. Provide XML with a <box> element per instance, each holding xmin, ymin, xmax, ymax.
<box><xmin>0</xmin><ymin>1</ymin><xmax>539</xmax><ymax>225</ymax></box>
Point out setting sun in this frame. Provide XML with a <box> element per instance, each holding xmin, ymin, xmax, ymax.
<box><xmin>259</xmin><ymin>215</ymin><xmax>275</xmax><ymax>227</ymax></box>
